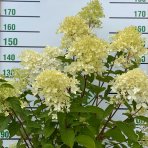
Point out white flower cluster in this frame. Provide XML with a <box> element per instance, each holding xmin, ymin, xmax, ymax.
<box><xmin>32</xmin><ymin>70</ymin><xmax>79</xmax><ymax>114</ymax></box>
<box><xmin>78</xmin><ymin>0</ymin><xmax>104</xmax><ymax>28</ymax></box>
<box><xmin>20</xmin><ymin>46</ymin><xmax>63</xmax><ymax>76</ymax></box>
<box><xmin>111</xmin><ymin>68</ymin><xmax>148</xmax><ymax>110</ymax></box>
<box><xmin>110</xmin><ymin>26</ymin><xmax>147</xmax><ymax>68</ymax></box>
<box><xmin>57</xmin><ymin>16</ymin><xmax>91</xmax><ymax>49</ymax></box>
<box><xmin>65</xmin><ymin>35</ymin><xmax>109</xmax><ymax>75</ymax></box>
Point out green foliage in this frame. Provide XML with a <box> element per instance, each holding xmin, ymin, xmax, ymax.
<box><xmin>60</xmin><ymin>129</ymin><xmax>75</xmax><ymax>148</ymax></box>
<box><xmin>75</xmin><ymin>135</ymin><xmax>96</xmax><ymax>148</ymax></box>
<box><xmin>105</xmin><ymin>127</ymin><xmax>126</xmax><ymax>142</ymax></box>
<box><xmin>116</xmin><ymin>121</ymin><xmax>138</xmax><ymax>142</ymax></box>
<box><xmin>0</xmin><ymin>115</ymin><xmax>9</xmax><ymax>131</ymax></box>
<box><xmin>0</xmin><ymin>0</ymin><xmax>148</xmax><ymax>148</ymax></box>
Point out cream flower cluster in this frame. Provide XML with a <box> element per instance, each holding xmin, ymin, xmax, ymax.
<box><xmin>20</xmin><ymin>49</ymin><xmax>42</xmax><ymax>73</ymax></box>
<box><xmin>111</xmin><ymin>68</ymin><xmax>148</xmax><ymax>109</ymax></box>
<box><xmin>78</xmin><ymin>0</ymin><xmax>104</xmax><ymax>28</ymax></box>
<box><xmin>0</xmin><ymin>80</ymin><xmax>16</xmax><ymax>115</ymax></box>
<box><xmin>140</xmin><ymin>134</ymin><xmax>148</xmax><ymax>147</ymax></box>
<box><xmin>57</xmin><ymin>16</ymin><xmax>91</xmax><ymax>48</ymax></box>
<box><xmin>10</xmin><ymin>69</ymin><xmax>29</xmax><ymax>93</ymax></box>
<box><xmin>32</xmin><ymin>70</ymin><xmax>79</xmax><ymax>113</ymax></box>
<box><xmin>139</xmin><ymin>121</ymin><xmax>148</xmax><ymax>147</ymax></box>
<box><xmin>20</xmin><ymin>46</ymin><xmax>63</xmax><ymax>75</ymax></box>
<box><xmin>110</xmin><ymin>26</ymin><xmax>147</xmax><ymax>68</ymax></box>
<box><xmin>0</xmin><ymin>72</ymin><xmax>29</xmax><ymax>115</ymax></box>
<box><xmin>65</xmin><ymin>35</ymin><xmax>108</xmax><ymax>75</ymax></box>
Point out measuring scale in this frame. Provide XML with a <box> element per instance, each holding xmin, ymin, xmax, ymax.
<box><xmin>0</xmin><ymin>0</ymin><xmax>148</xmax><ymax>147</ymax></box>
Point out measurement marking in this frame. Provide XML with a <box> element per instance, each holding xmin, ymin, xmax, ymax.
<box><xmin>118</xmin><ymin>108</ymin><xmax>128</xmax><ymax>110</ymax></box>
<box><xmin>0</xmin><ymin>61</ymin><xmax>21</xmax><ymax>63</ymax></box>
<box><xmin>109</xmin><ymin>17</ymin><xmax>148</xmax><ymax>19</ymax></box>
<box><xmin>109</xmin><ymin>92</ymin><xmax>117</xmax><ymax>94</ymax></box>
<box><xmin>0</xmin><ymin>30</ymin><xmax>40</xmax><ymax>33</ymax></box>
<box><xmin>110</xmin><ymin>2</ymin><xmax>148</xmax><ymax>4</ymax></box>
<box><xmin>109</xmin><ymin>32</ymin><xmax>148</xmax><ymax>35</ymax></box>
<box><xmin>1</xmin><ymin>60</ymin><xmax>147</xmax><ymax>65</ymax></box>
<box><xmin>26</xmin><ymin>107</ymin><xmax>37</xmax><ymax>109</ymax></box>
<box><xmin>1</xmin><ymin>0</ymin><xmax>40</xmax><ymax>2</ymax></box>
<box><xmin>0</xmin><ymin>45</ymin><xmax>45</xmax><ymax>48</ymax></box>
<box><xmin>0</xmin><ymin>15</ymin><xmax>40</xmax><ymax>18</ymax></box>
<box><xmin>1</xmin><ymin>138</ymin><xmax>20</xmax><ymax>140</ymax></box>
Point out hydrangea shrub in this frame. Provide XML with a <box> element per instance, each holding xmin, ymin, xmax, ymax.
<box><xmin>0</xmin><ymin>0</ymin><xmax>148</xmax><ymax>147</ymax></box>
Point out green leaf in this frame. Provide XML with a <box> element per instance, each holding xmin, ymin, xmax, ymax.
<box><xmin>120</xmin><ymin>144</ymin><xmax>128</xmax><ymax>148</ymax></box>
<box><xmin>104</xmin><ymin>85</ymin><xmax>112</xmax><ymax>98</ymax></box>
<box><xmin>0</xmin><ymin>79</ymin><xmax>7</xmax><ymax>83</ymax></box>
<box><xmin>95</xmin><ymin>141</ymin><xmax>103</xmax><ymax>148</ymax></box>
<box><xmin>8</xmin><ymin>120</ymin><xmax>20</xmax><ymax>137</ymax></box>
<box><xmin>1</xmin><ymin>83</ymin><xmax>14</xmax><ymax>88</ymax></box>
<box><xmin>6</xmin><ymin>97</ymin><xmax>22</xmax><ymax>114</ymax></box>
<box><xmin>124</xmin><ymin>101</ymin><xmax>132</xmax><ymax>112</ymax></box>
<box><xmin>0</xmin><ymin>115</ymin><xmax>9</xmax><ymax>131</ymax></box>
<box><xmin>105</xmin><ymin>128</ymin><xmax>126</xmax><ymax>142</ymax></box>
<box><xmin>42</xmin><ymin>144</ymin><xmax>53</xmax><ymax>148</ymax></box>
<box><xmin>87</xmin><ymin>74</ymin><xmax>94</xmax><ymax>83</ymax></box>
<box><xmin>136</xmin><ymin>116</ymin><xmax>148</xmax><ymax>123</ymax></box>
<box><xmin>71</xmin><ymin>105</ymin><xmax>104</xmax><ymax>119</ymax></box>
<box><xmin>107</xmin><ymin>55</ymin><xmax>116</xmax><ymax>64</ymax></box>
<box><xmin>96</xmin><ymin>75</ymin><xmax>113</xmax><ymax>83</ymax></box>
<box><xmin>75</xmin><ymin>135</ymin><xmax>96</xmax><ymax>148</ymax></box>
<box><xmin>116</xmin><ymin>121</ymin><xmax>138</xmax><ymax>142</ymax></box>
<box><xmin>132</xmin><ymin>100</ymin><xmax>137</xmax><ymax>110</ymax></box>
<box><xmin>132</xmin><ymin>142</ymin><xmax>143</xmax><ymax>148</ymax></box>
<box><xmin>112</xmin><ymin>70</ymin><xmax>124</xmax><ymax>75</ymax></box>
<box><xmin>43</xmin><ymin>124</ymin><xmax>55</xmax><ymax>138</ymax></box>
<box><xmin>57</xmin><ymin>112</ymin><xmax>66</xmax><ymax>129</ymax></box>
<box><xmin>87</xmin><ymin>83</ymin><xmax>105</xmax><ymax>94</ymax></box>
<box><xmin>17</xmin><ymin>144</ymin><xmax>26</xmax><ymax>148</ymax></box>
<box><xmin>57</xmin><ymin>56</ymin><xmax>72</xmax><ymax>64</ymax></box>
<box><xmin>0</xmin><ymin>139</ymin><xmax>2</xmax><ymax>147</ymax></box>
<box><xmin>103</xmin><ymin>104</ymin><xmax>114</xmax><ymax>118</ymax></box>
<box><xmin>26</xmin><ymin>121</ymin><xmax>40</xmax><ymax>129</ymax></box>
<box><xmin>61</xmin><ymin>129</ymin><xmax>75</xmax><ymax>148</ymax></box>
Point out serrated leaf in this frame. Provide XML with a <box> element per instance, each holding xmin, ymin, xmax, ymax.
<box><xmin>42</xmin><ymin>144</ymin><xmax>53</xmax><ymax>148</ymax></box>
<box><xmin>71</xmin><ymin>105</ymin><xmax>104</xmax><ymax>119</ymax></box>
<box><xmin>105</xmin><ymin>128</ymin><xmax>126</xmax><ymax>142</ymax></box>
<box><xmin>132</xmin><ymin>142</ymin><xmax>143</xmax><ymax>148</ymax></box>
<box><xmin>6</xmin><ymin>97</ymin><xmax>22</xmax><ymax>114</ymax></box>
<box><xmin>57</xmin><ymin>112</ymin><xmax>66</xmax><ymax>129</ymax></box>
<box><xmin>107</xmin><ymin>55</ymin><xmax>115</xmax><ymax>64</ymax></box>
<box><xmin>87</xmin><ymin>74</ymin><xmax>94</xmax><ymax>83</ymax></box>
<box><xmin>61</xmin><ymin>129</ymin><xmax>75</xmax><ymax>148</ymax></box>
<box><xmin>103</xmin><ymin>104</ymin><xmax>114</xmax><ymax>118</ymax></box>
<box><xmin>96</xmin><ymin>75</ymin><xmax>113</xmax><ymax>83</ymax></box>
<box><xmin>87</xmin><ymin>83</ymin><xmax>106</xmax><ymax>94</ymax></box>
<box><xmin>75</xmin><ymin>135</ymin><xmax>95</xmax><ymax>148</ymax></box>
<box><xmin>8</xmin><ymin>120</ymin><xmax>20</xmax><ymax>137</ymax></box>
<box><xmin>136</xmin><ymin>116</ymin><xmax>148</xmax><ymax>123</ymax></box>
<box><xmin>43</xmin><ymin>124</ymin><xmax>55</xmax><ymax>138</ymax></box>
<box><xmin>116</xmin><ymin>121</ymin><xmax>138</xmax><ymax>142</ymax></box>
<box><xmin>0</xmin><ymin>79</ymin><xmax>7</xmax><ymax>83</ymax></box>
<box><xmin>0</xmin><ymin>115</ymin><xmax>9</xmax><ymax>131</ymax></box>
<box><xmin>1</xmin><ymin>83</ymin><xmax>14</xmax><ymax>88</ymax></box>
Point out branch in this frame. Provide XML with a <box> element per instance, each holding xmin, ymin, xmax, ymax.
<box><xmin>96</xmin><ymin>104</ymin><xmax>121</xmax><ymax>140</ymax></box>
<box><xmin>81</xmin><ymin>75</ymin><xmax>87</xmax><ymax>98</ymax></box>
<box><xmin>11</xmin><ymin>109</ymin><xmax>34</xmax><ymax>148</ymax></box>
<box><xmin>9</xmin><ymin>112</ymin><xmax>30</xmax><ymax>148</ymax></box>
